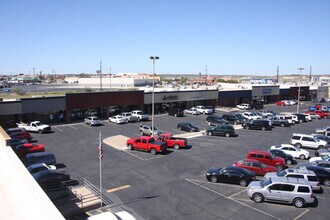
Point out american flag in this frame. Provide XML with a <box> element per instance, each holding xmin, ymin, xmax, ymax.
<box><xmin>98</xmin><ymin>132</ymin><xmax>103</xmax><ymax>160</ymax></box>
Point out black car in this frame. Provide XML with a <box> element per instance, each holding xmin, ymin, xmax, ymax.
<box><xmin>206</xmin><ymin>115</ymin><xmax>229</xmax><ymax>126</ymax></box>
<box><xmin>304</xmin><ymin>165</ymin><xmax>330</xmax><ymax>187</ymax></box>
<box><xmin>177</xmin><ymin>122</ymin><xmax>199</xmax><ymax>132</ymax></box>
<box><xmin>293</xmin><ymin>113</ymin><xmax>308</xmax><ymax>123</ymax></box>
<box><xmin>206</xmin><ymin>166</ymin><xmax>256</xmax><ymax>187</ymax></box>
<box><xmin>221</xmin><ymin>114</ymin><xmax>244</xmax><ymax>125</ymax></box>
<box><xmin>7</xmin><ymin>138</ymin><xmax>29</xmax><ymax>147</ymax></box>
<box><xmin>167</xmin><ymin>108</ymin><xmax>184</xmax><ymax>117</ymax></box>
<box><xmin>269</xmin><ymin>149</ymin><xmax>296</xmax><ymax>165</ymax></box>
<box><xmin>33</xmin><ymin>170</ymin><xmax>70</xmax><ymax>189</ymax></box>
<box><xmin>267</xmin><ymin>116</ymin><xmax>290</xmax><ymax>127</ymax></box>
<box><xmin>243</xmin><ymin>119</ymin><xmax>272</xmax><ymax>131</ymax></box>
<box><xmin>206</xmin><ymin>124</ymin><xmax>236</xmax><ymax>137</ymax></box>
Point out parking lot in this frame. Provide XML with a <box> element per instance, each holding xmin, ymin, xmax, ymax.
<box><xmin>32</xmin><ymin>102</ymin><xmax>330</xmax><ymax>220</ymax></box>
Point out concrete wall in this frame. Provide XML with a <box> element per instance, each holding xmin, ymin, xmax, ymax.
<box><xmin>21</xmin><ymin>97</ymin><xmax>66</xmax><ymax>113</ymax></box>
<box><xmin>0</xmin><ymin>101</ymin><xmax>22</xmax><ymax>115</ymax></box>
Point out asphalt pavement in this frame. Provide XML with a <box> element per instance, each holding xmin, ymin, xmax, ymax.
<box><xmin>32</xmin><ymin>101</ymin><xmax>330</xmax><ymax>220</ymax></box>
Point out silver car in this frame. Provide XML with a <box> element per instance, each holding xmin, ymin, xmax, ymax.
<box><xmin>247</xmin><ymin>176</ymin><xmax>315</xmax><ymax>208</ymax></box>
<box><xmin>84</xmin><ymin>116</ymin><xmax>102</xmax><ymax>126</ymax></box>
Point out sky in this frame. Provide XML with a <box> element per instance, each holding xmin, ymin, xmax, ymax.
<box><xmin>0</xmin><ymin>0</ymin><xmax>329</xmax><ymax>76</ymax></box>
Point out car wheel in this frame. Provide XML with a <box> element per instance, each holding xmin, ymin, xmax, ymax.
<box><xmin>210</xmin><ymin>176</ymin><xmax>218</xmax><ymax>183</ymax></box>
<box><xmin>261</xmin><ymin>126</ymin><xmax>266</xmax><ymax>131</ymax></box>
<box><xmin>295</xmin><ymin>143</ymin><xmax>302</xmax><ymax>148</ymax></box>
<box><xmin>318</xmin><ymin>145</ymin><xmax>324</xmax><ymax>150</ymax></box>
<box><xmin>174</xmin><ymin>144</ymin><xmax>180</xmax><ymax>150</ymax></box>
<box><xmin>299</xmin><ymin>119</ymin><xmax>303</xmax><ymax>123</ymax></box>
<box><xmin>324</xmin><ymin>179</ymin><xmax>330</xmax><ymax>187</ymax></box>
<box><xmin>299</xmin><ymin>154</ymin><xmax>306</xmax><ymax>160</ymax></box>
<box><xmin>276</xmin><ymin>164</ymin><xmax>284</xmax><ymax>171</ymax></box>
<box><xmin>286</xmin><ymin>159</ymin><xmax>293</xmax><ymax>165</ymax></box>
<box><xmin>225</xmin><ymin>133</ymin><xmax>230</xmax><ymax>138</ymax></box>
<box><xmin>280</xmin><ymin>123</ymin><xmax>285</xmax><ymax>127</ymax></box>
<box><xmin>208</xmin><ymin>122</ymin><xmax>211</xmax><ymax>126</ymax></box>
<box><xmin>38</xmin><ymin>129</ymin><xmax>43</xmax><ymax>134</ymax></box>
<box><xmin>234</xmin><ymin>121</ymin><xmax>238</xmax><ymax>125</ymax></box>
<box><xmin>293</xmin><ymin>198</ymin><xmax>305</xmax><ymax>208</ymax></box>
<box><xmin>315</xmin><ymin>151</ymin><xmax>319</xmax><ymax>156</ymax></box>
<box><xmin>252</xmin><ymin>193</ymin><xmax>264</xmax><ymax>203</ymax></box>
<box><xmin>175</xmin><ymin>114</ymin><xmax>177</xmax><ymax>117</ymax></box>
<box><xmin>178</xmin><ymin>126</ymin><xmax>182</xmax><ymax>131</ymax></box>
<box><xmin>150</xmin><ymin>148</ymin><xmax>157</xmax><ymax>155</ymax></box>
<box><xmin>140</xmin><ymin>131</ymin><xmax>144</xmax><ymax>136</ymax></box>
<box><xmin>239</xmin><ymin>179</ymin><xmax>247</xmax><ymax>187</ymax></box>
<box><xmin>246</xmin><ymin>126</ymin><xmax>250</xmax><ymax>130</ymax></box>
<box><xmin>207</xmin><ymin>131</ymin><xmax>213</xmax><ymax>136</ymax></box>
<box><xmin>127</xmin><ymin>144</ymin><xmax>133</xmax><ymax>150</ymax></box>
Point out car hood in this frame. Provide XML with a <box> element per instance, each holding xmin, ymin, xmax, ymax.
<box><xmin>248</xmin><ymin>180</ymin><xmax>262</xmax><ymax>189</ymax></box>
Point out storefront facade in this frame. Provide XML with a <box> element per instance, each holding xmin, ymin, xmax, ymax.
<box><xmin>144</xmin><ymin>90</ymin><xmax>218</xmax><ymax>114</ymax></box>
<box><xmin>251</xmin><ymin>86</ymin><xmax>280</xmax><ymax>104</ymax></box>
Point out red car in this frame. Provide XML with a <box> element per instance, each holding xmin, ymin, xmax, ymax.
<box><xmin>306</xmin><ymin>110</ymin><xmax>329</xmax><ymax>119</ymax></box>
<box><xmin>232</xmin><ymin>159</ymin><xmax>277</xmax><ymax>175</ymax></box>
<box><xmin>12</xmin><ymin>143</ymin><xmax>45</xmax><ymax>158</ymax></box>
<box><xmin>275</xmin><ymin>101</ymin><xmax>285</xmax><ymax>106</ymax></box>
<box><xmin>9</xmin><ymin>131</ymin><xmax>33</xmax><ymax>142</ymax></box>
<box><xmin>246</xmin><ymin>149</ymin><xmax>287</xmax><ymax>171</ymax></box>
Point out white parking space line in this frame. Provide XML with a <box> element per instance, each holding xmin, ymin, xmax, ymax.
<box><xmin>293</xmin><ymin>209</ymin><xmax>309</xmax><ymax>220</ymax></box>
<box><xmin>53</xmin><ymin>126</ymin><xmax>63</xmax><ymax>132</ymax></box>
<box><xmin>69</xmin><ymin>125</ymin><xmax>78</xmax><ymax>130</ymax></box>
<box><xmin>185</xmin><ymin>178</ymin><xmax>280</xmax><ymax>220</ymax></box>
<box><xmin>228</xmin><ymin>189</ymin><xmax>247</xmax><ymax>198</ymax></box>
<box><xmin>123</xmin><ymin>150</ymin><xmax>146</xmax><ymax>161</ymax></box>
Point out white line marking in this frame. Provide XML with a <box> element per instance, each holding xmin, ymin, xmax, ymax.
<box><xmin>293</xmin><ymin>209</ymin><xmax>309</xmax><ymax>220</ymax></box>
<box><xmin>69</xmin><ymin>125</ymin><xmax>78</xmax><ymax>130</ymax></box>
<box><xmin>185</xmin><ymin>178</ymin><xmax>280</xmax><ymax>220</ymax></box>
<box><xmin>54</xmin><ymin>127</ymin><xmax>63</xmax><ymax>132</ymax></box>
<box><xmin>123</xmin><ymin>150</ymin><xmax>146</xmax><ymax>161</ymax></box>
<box><xmin>228</xmin><ymin>189</ymin><xmax>247</xmax><ymax>198</ymax></box>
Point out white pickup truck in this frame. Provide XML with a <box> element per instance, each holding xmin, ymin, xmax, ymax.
<box><xmin>130</xmin><ymin>110</ymin><xmax>150</xmax><ymax>121</ymax></box>
<box><xmin>17</xmin><ymin>121</ymin><xmax>51</xmax><ymax>133</ymax></box>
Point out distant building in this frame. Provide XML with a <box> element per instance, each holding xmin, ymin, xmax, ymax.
<box><xmin>241</xmin><ymin>78</ymin><xmax>275</xmax><ymax>84</ymax></box>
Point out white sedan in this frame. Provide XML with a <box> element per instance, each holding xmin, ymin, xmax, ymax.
<box><xmin>270</xmin><ymin>144</ymin><xmax>310</xmax><ymax>160</ymax></box>
<box><xmin>184</xmin><ymin>108</ymin><xmax>201</xmax><ymax>115</ymax></box>
<box><xmin>309</xmin><ymin>155</ymin><xmax>330</xmax><ymax>163</ymax></box>
<box><xmin>108</xmin><ymin>115</ymin><xmax>127</xmax><ymax>124</ymax></box>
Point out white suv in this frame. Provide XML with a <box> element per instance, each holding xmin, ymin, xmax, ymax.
<box><xmin>264</xmin><ymin>168</ymin><xmax>321</xmax><ymax>191</ymax></box>
<box><xmin>290</xmin><ymin>133</ymin><xmax>328</xmax><ymax>150</ymax></box>
<box><xmin>195</xmin><ymin>106</ymin><xmax>213</xmax><ymax>114</ymax></box>
<box><xmin>247</xmin><ymin>176</ymin><xmax>315</xmax><ymax>208</ymax></box>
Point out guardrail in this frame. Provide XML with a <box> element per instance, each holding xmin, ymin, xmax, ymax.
<box><xmin>81</xmin><ymin>178</ymin><xmax>113</xmax><ymax>206</ymax></box>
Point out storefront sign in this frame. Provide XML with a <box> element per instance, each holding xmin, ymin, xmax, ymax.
<box><xmin>191</xmin><ymin>93</ymin><xmax>203</xmax><ymax>100</ymax></box>
<box><xmin>262</xmin><ymin>89</ymin><xmax>272</xmax><ymax>94</ymax></box>
<box><xmin>162</xmin><ymin>95</ymin><xmax>178</xmax><ymax>101</ymax></box>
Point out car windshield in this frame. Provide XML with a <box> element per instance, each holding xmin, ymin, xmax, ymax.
<box><xmin>186</xmin><ymin>123</ymin><xmax>193</xmax><ymax>127</ymax></box>
<box><xmin>35</xmin><ymin>122</ymin><xmax>42</xmax><ymax>126</ymax></box>
<box><xmin>277</xmin><ymin>170</ymin><xmax>288</xmax><ymax>177</ymax></box>
<box><xmin>260</xmin><ymin>178</ymin><xmax>272</xmax><ymax>187</ymax></box>
<box><xmin>310</xmin><ymin>161</ymin><xmax>320</xmax><ymax>165</ymax></box>
<box><xmin>322</xmin><ymin>155</ymin><xmax>330</xmax><ymax>160</ymax></box>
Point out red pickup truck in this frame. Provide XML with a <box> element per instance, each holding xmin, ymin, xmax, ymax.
<box><xmin>126</xmin><ymin>136</ymin><xmax>167</xmax><ymax>155</ymax></box>
<box><xmin>157</xmin><ymin>133</ymin><xmax>188</xmax><ymax>150</ymax></box>
<box><xmin>306</xmin><ymin>110</ymin><xmax>329</xmax><ymax>118</ymax></box>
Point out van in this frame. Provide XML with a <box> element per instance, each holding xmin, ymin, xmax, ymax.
<box><xmin>167</xmin><ymin>108</ymin><xmax>184</xmax><ymax>117</ymax></box>
<box><xmin>22</xmin><ymin>152</ymin><xmax>56</xmax><ymax>167</ymax></box>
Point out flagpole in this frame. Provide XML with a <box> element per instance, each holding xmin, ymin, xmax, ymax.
<box><xmin>99</xmin><ymin>131</ymin><xmax>103</xmax><ymax>210</ymax></box>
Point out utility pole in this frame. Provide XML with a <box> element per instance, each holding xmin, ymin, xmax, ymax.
<box><xmin>297</xmin><ymin>67</ymin><xmax>304</xmax><ymax>113</ymax></box>
<box><xmin>100</xmin><ymin>61</ymin><xmax>102</xmax><ymax>91</ymax></box>
<box><xmin>309</xmin><ymin>65</ymin><xmax>312</xmax><ymax>82</ymax></box>
<box><xmin>276</xmin><ymin>65</ymin><xmax>279</xmax><ymax>83</ymax></box>
<box><xmin>109</xmin><ymin>67</ymin><xmax>112</xmax><ymax>90</ymax></box>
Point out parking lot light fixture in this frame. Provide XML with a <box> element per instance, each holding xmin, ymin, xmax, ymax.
<box><xmin>150</xmin><ymin>56</ymin><xmax>159</xmax><ymax>137</ymax></box>
<box><xmin>297</xmin><ymin>67</ymin><xmax>304</xmax><ymax>113</ymax></box>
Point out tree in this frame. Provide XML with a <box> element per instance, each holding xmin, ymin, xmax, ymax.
<box><xmin>217</xmin><ymin>78</ymin><xmax>226</xmax><ymax>83</ymax></box>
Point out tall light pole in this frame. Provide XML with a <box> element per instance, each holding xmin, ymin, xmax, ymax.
<box><xmin>297</xmin><ymin>67</ymin><xmax>304</xmax><ymax>113</ymax></box>
<box><xmin>150</xmin><ymin>56</ymin><xmax>159</xmax><ymax>137</ymax></box>
<box><xmin>109</xmin><ymin>67</ymin><xmax>112</xmax><ymax>90</ymax></box>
